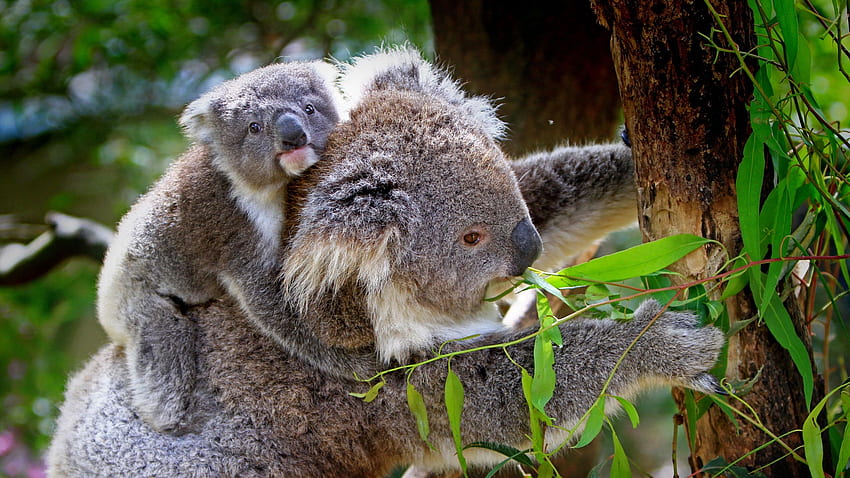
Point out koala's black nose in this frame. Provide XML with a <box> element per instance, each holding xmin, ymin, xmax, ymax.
<box><xmin>276</xmin><ymin>113</ymin><xmax>308</xmax><ymax>150</ymax></box>
<box><xmin>508</xmin><ymin>217</ymin><xmax>542</xmax><ymax>277</ymax></box>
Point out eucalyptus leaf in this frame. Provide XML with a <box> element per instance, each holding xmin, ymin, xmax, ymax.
<box><xmin>550</xmin><ymin>234</ymin><xmax>710</xmax><ymax>287</ymax></box>
<box><xmin>609</xmin><ymin>427</ymin><xmax>631</xmax><ymax>478</ymax></box>
<box><xmin>406</xmin><ymin>382</ymin><xmax>433</xmax><ymax>449</ymax></box>
<box><xmin>574</xmin><ymin>398</ymin><xmax>605</xmax><ymax>448</ymax></box>
<box><xmin>612</xmin><ymin>395</ymin><xmax>640</xmax><ymax>428</ymax></box>
<box><xmin>445</xmin><ymin>368</ymin><xmax>468</xmax><ymax>473</ymax></box>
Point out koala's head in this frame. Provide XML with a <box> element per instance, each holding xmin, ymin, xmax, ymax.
<box><xmin>284</xmin><ymin>48</ymin><xmax>542</xmax><ymax>362</ymax></box>
<box><xmin>179</xmin><ymin>61</ymin><xmax>344</xmax><ymax>189</ymax></box>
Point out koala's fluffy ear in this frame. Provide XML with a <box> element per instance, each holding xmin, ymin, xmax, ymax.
<box><xmin>178</xmin><ymin>92</ymin><xmax>217</xmax><ymax>145</ymax></box>
<box><xmin>340</xmin><ymin>46</ymin><xmax>505</xmax><ymax>140</ymax></box>
<box><xmin>308</xmin><ymin>60</ymin><xmax>350</xmax><ymax>121</ymax></box>
<box><xmin>283</xmin><ymin>153</ymin><xmax>416</xmax><ymax>315</ymax></box>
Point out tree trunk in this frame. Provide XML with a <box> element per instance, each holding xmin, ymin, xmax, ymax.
<box><xmin>428</xmin><ymin>0</ymin><xmax>621</xmax><ymax>156</ymax></box>
<box><xmin>592</xmin><ymin>0</ymin><xmax>820</xmax><ymax>476</ymax></box>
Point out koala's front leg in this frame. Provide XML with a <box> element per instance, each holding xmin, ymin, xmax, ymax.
<box><xmin>123</xmin><ymin>292</ymin><xmax>203</xmax><ymax>435</ymax></box>
<box><xmin>405</xmin><ymin>301</ymin><xmax>724</xmax><ymax>468</ymax></box>
<box><xmin>619</xmin><ymin>300</ymin><xmax>726</xmax><ymax>394</ymax></box>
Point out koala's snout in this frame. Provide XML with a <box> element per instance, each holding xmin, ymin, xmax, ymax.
<box><xmin>276</xmin><ymin>113</ymin><xmax>308</xmax><ymax>150</ymax></box>
<box><xmin>508</xmin><ymin>217</ymin><xmax>542</xmax><ymax>277</ymax></box>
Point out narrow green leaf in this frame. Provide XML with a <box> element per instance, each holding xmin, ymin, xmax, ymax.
<box><xmin>531</xmin><ymin>335</ymin><xmax>556</xmax><ymax>419</ymax></box>
<box><xmin>726</xmin><ymin>317</ymin><xmax>757</xmax><ymax>338</ymax></box>
<box><xmin>750</xmin><ymin>269</ymin><xmax>814</xmax><ymax>407</ymax></box>
<box><xmin>445</xmin><ymin>368</ymin><xmax>467</xmax><ymax>473</ymax></box>
<box><xmin>612</xmin><ymin>395</ymin><xmax>640</xmax><ymax>428</ymax></box>
<box><xmin>803</xmin><ymin>407</ymin><xmax>825</xmax><ymax>478</ymax></box>
<box><xmin>535</xmin><ymin>292</ymin><xmax>562</xmax><ymax>345</ymax></box>
<box><xmin>349</xmin><ymin>379</ymin><xmax>385</xmax><ymax>402</ymax></box>
<box><xmin>836</xmin><ymin>391</ymin><xmax>850</xmax><ymax>478</ymax></box>
<box><xmin>522</xmin><ymin>269</ymin><xmax>567</xmax><ymax>303</ymax></box>
<box><xmin>773</xmin><ymin>0</ymin><xmax>799</xmax><ymax>70</ymax></box>
<box><xmin>464</xmin><ymin>442</ymin><xmax>534</xmax><ymax>468</ymax></box>
<box><xmin>609</xmin><ymin>427</ymin><xmax>631</xmax><ymax>478</ymax></box>
<box><xmin>406</xmin><ymin>382</ymin><xmax>433</xmax><ymax>449</ymax></box>
<box><xmin>759</xmin><ymin>180</ymin><xmax>792</xmax><ymax>313</ymax></box>
<box><xmin>574</xmin><ymin>398</ymin><xmax>606</xmax><ymax>448</ymax></box>
<box><xmin>537</xmin><ymin>460</ymin><xmax>556</xmax><ymax>478</ymax></box>
<box><xmin>549</xmin><ymin>234</ymin><xmax>710</xmax><ymax>287</ymax></box>
<box><xmin>738</xmin><ymin>134</ymin><xmax>766</xmax><ymax>261</ymax></box>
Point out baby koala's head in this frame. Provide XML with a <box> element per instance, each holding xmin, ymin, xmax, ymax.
<box><xmin>180</xmin><ymin>61</ymin><xmax>344</xmax><ymax>189</ymax></box>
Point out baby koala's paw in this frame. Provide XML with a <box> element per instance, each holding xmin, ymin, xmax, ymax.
<box><xmin>632</xmin><ymin>300</ymin><xmax>727</xmax><ymax>394</ymax></box>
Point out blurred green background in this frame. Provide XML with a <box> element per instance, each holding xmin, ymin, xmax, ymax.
<box><xmin>0</xmin><ymin>1</ymin><xmax>847</xmax><ymax>477</ymax></box>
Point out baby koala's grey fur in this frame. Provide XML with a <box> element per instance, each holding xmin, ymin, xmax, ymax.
<box><xmin>49</xmin><ymin>48</ymin><xmax>724</xmax><ymax>477</ymax></box>
<box><xmin>96</xmin><ymin>60</ymin><xmax>343</xmax><ymax>434</ymax></box>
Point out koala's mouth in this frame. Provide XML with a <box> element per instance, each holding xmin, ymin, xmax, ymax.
<box><xmin>277</xmin><ymin>146</ymin><xmax>319</xmax><ymax>175</ymax></box>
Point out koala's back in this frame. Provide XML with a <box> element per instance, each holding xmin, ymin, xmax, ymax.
<box><xmin>47</xmin><ymin>343</ymin><xmax>267</xmax><ymax>478</ymax></box>
<box><xmin>49</xmin><ymin>298</ymin><xmax>419</xmax><ymax>478</ymax></box>
<box><xmin>96</xmin><ymin>145</ymin><xmax>243</xmax><ymax>341</ymax></box>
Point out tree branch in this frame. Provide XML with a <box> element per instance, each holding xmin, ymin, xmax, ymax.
<box><xmin>0</xmin><ymin>212</ymin><xmax>113</xmax><ymax>286</ymax></box>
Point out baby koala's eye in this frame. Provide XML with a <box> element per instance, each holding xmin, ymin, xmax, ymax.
<box><xmin>304</xmin><ymin>104</ymin><xmax>315</xmax><ymax>115</ymax></box>
<box><xmin>248</xmin><ymin>122</ymin><xmax>262</xmax><ymax>134</ymax></box>
<box><xmin>463</xmin><ymin>232</ymin><xmax>481</xmax><ymax>246</ymax></box>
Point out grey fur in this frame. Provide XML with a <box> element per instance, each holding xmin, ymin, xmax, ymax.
<box><xmin>96</xmin><ymin>60</ymin><xmax>343</xmax><ymax>434</ymax></box>
<box><xmin>49</xmin><ymin>49</ymin><xmax>724</xmax><ymax>476</ymax></box>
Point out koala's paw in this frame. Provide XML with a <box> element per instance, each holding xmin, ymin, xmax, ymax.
<box><xmin>633</xmin><ymin>300</ymin><xmax>726</xmax><ymax>395</ymax></box>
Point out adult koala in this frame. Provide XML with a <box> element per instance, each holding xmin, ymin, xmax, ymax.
<box><xmin>47</xmin><ymin>49</ymin><xmax>724</xmax><ymax>477</ymax></box>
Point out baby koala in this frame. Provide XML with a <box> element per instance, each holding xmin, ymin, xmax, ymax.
<box><xmin>96</xmin><ymin>60</ymin><xmax>344</xmax><ymax>434</ymax></box>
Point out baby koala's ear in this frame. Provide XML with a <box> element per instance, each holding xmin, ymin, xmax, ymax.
<box><xmin>178</xmin><ymin>92</ymin><xmax>217</xmax><ymax>145</ymax></box>
<box><xmin>340</xmin><ymin>45</ymin><xmax>505</xmax><ymax>141</ymax></box>
<box><xmin>307</xmin><ymin>59</ymin><xmax>349</xmax><ymax>121</ymax></box>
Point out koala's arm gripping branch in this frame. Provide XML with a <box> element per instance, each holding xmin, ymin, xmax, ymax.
<box><xmin>405</xmin><ymin>301</ymin><xmax>723</xmax><ymax>456</ymax></box>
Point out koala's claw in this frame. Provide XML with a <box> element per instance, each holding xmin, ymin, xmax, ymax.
<box><xmin>687</xmin><ymin>372</ymin><xmax>727</xmax><ymax>395</ymax></box>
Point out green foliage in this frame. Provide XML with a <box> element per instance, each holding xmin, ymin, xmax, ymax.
<box><xmin>444</xmin><ymin>365</ymin><xmax>467</xmax><ymax>475</ymax></box>
<box><xmin>0</xmin><ymin>261</ymin><xmax>99</xmax><ymax>452</ymax></box>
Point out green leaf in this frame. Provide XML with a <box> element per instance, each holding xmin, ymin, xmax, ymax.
<box><xmin>749</xmin><ymin>269</ymin><xmax>814</xmax><ymax>407</ymax></box>
<box><xmin>406</xmin><ymin>382</ymin><xmax>433</xmax><ymax>449</ymax></box>
<box><xmin>535</xmin><ymin>293</ymin><xmax>563</xmax><ymax>345</ymax></box>
<box><xmin>531</xmin><ymin>335</ymin><xmax>556</xmax><ymax>419</ymax></box>
<box><xmin>464</xmin><ymin>442</ymin><xmax>534</xmax><ymax>468</ymax></box>
<box><xmin>574</xmin><ymin>397</ymin><xmax>606</xmax><ymax>448</ymax></box>
<box><xmin>836</xmin><ymin>391</ymin><xmax>850</xmax><ymax>478</ymax></box>
<box><xmin>803</xmin><ymin>409</ymin><xmax>825</xmax><ymax>478</ymax></box>
<box><xmin>522</xmin><ymin>269</ymin><xmax>566</xmax><ymax>303</ymax></box>
<box><xmin>738</xmin><ymin>134</ymin><xmax>766</xmax><ymax>261</ymax></box>
<box><xmin>609</xmin><ymin>427</ymin><xmax>631</xmax><ymax>478</ymax></box>
<box><xmin>445</xmin><ymin>368</ymin><xmax>467</xmax><ymax>473</ymax></box>
<box><xmin>537</xmin><ymin>460</ymin><xmax>556</xmax><ymax>478</ymax></box>
<box><xmin>759</xmin><ymin>180</ymin><xmax>792</xmax><ymax>313</ymax></box>
<box><xmin>612</xmin><ymin>395</ymin><xmax>640</xmax><ymax>428</ymax></box>
<box><xmin>349</xmin><ymin>379</ymin><xmax>385</xmax><ymax>402</ymax></box>
<box><xmin>773</xmin><ymin>0</ymin><xmax>799</xmax><ymax>70</ymax></box>
<box><xmin>548</xmin><ymin>234</ymin><xmax>710</xmax><ymax>287</ymax></box>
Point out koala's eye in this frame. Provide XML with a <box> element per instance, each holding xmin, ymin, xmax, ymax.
<box><xmin>248</xmin><ymin>122</ymin><xmax>262</xmax><ymax>134</ymax></box>
<box><xmin>463</xmin><ymin>232</ymin><xmax>482</xmax><ymax>246</ymax></box>
<box><xmin>304</xmin><ymin>104</ymin><xmax>315</xmax><ymax>115</ymax></box>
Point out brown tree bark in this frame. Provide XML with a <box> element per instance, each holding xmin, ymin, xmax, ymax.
<box><xmin>428</xmin><ymin>0</ymin><xmax>621</xmax><ymax>156</ymax></box>
<box><xmin>592</xmin><ymin>0</ymin><xmax>821</xmax><ymax>476</ymax></box>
